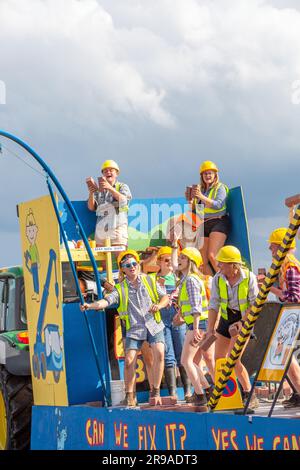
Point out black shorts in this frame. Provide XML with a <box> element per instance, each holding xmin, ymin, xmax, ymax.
<box><xmin>204</xmin><ymin>214</ymin><xmax>230</xmax><ymax>238</ymax></box>
<box><xmin>216</xmin><ymin>308</ymin><xmax>242</xmax><ymax>339</ymax></box>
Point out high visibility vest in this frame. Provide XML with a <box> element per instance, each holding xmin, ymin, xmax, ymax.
<box><xmin>115</xmin><ymin>182</ymin><xmax>129</xmax><ymax>213</ymax></box>
<box><xmin>204</xmin><ymin>183</ymin><xmax>229</xmax><ymax>216</ymax></box>
<box><xmin>115</xmin><ymin>275</ymin><xmax>162</xmax><ymax>331</ymax></box>
<box><xmin>218</xmin><ymin>269</ymin><xmax>250</xmax><ymax>320</ymax></box>
<box><xmin>178</xmin><ymin>274</ymin><xmax>208</xmax><ymax>325</ymax></box>
<box><xmin>280</xmin><ymin>254</ymin><xmax>300</xmax><ymax>290</ymax></box>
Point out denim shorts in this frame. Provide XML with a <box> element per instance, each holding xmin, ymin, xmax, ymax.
<box><xmin>187</xmin><ymin>320</ymin><xmax>208</xmax><ymax>331</ymax></box>
<box><xmin>125</xmin><ymin>329</ymin><xmax>165</xmax><ymax>351</ymax></box>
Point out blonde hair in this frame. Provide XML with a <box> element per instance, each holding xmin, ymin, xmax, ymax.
<box><xmin>200</xmin><ymin>171</ymin><xmax>219</xmax><ymax>193</ymax></box>
<box><xmin>26</xmin><ymin>209</ymin><xmax>36</xmax><ymax>227</ymax></box>
<box><xmin>177</xmin><ymin>259</ymin><xmax>201</xmax><ymax>282</ymax></box>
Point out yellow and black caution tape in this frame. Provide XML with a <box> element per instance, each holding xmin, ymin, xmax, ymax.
<box><xmin>208</xmin><ymin>204</ymin><xmax>300</xmax><ymax>410</ymax></box>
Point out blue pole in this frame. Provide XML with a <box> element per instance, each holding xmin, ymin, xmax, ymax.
<box><xmin>47</xmin><ymin>178</ymin><xmax>108</xmax><ymax>402</ymax></box>
<box><xmin>0</xmin><ymin>130</ymin><xmax>111</xmax><ymax>405</ymax></box>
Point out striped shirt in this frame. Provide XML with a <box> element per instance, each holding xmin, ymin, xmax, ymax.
<box><xmin>94</xmin><ymin>181</ymin><xmax>132</xmax><ymax>221</ymax></box>
<box><xmin>105</xmin><ymin>275</ymin><xmax>166</xmax><ymax>340</ymax></box>
<box><xmin>281</xmin><ymin>267</ymin><xmax>300</xmax><ymax>303</ymax></box>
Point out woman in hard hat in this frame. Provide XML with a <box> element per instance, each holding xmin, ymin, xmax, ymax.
<box><xmin>86</xmin><ymin>160</ymin><xmax>132</xmax><ymax>253</ymax></box>
<box><xmin>265</xmin><ymin>228</ymin><xmax>300</xmax><ymax>409</ymax></box>
<box><xmin>81</xmin><ymin>249</ymin><xmax>169</xmax><ymax>407</ymax></box>
<box><xmin>188</xmin><ymin>160</ymin><xmax>229</xmax><ymax>276</ymax></box>
<box><xmin>207</xmin><ymin>245</ymin><xmax>259</xmax><ymax>408</ymax></box>
<box><xmin>177</xmin><ymin>247</ymin><xmax>213</xmax><ymax>406</ymax></box>
<box><xmin>155</xmin><ymin>247</ymin><xmax>191</xmax><ymax>400</ymax></box>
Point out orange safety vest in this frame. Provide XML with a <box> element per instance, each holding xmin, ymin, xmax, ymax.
<box><xmin>280</xmin><ymin>254</ymin><xmax>300</xmax><ymax>290</ymax></box>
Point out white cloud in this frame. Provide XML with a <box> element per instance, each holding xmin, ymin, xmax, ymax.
<box><xmin>2</xmin><ymin>0</ymin><xmax>300</xmax><ymax>136</ymax></box>
<box><xmin>1</xmin><ymin>0</ymin><xmax>300</xmax><ymax>266</ymax></box>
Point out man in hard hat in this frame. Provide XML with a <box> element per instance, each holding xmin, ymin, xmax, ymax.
<box><xmin>81</xmin><ymin>250</ymin><xmax>169</xmax><ymax>407</ymax></box>
<box><xmin>265</xmin><ymin>228</ymin><xmax>300</xmax><ymax>409</ymax></box>
<box><xmin>86</xmin><ymin>160</ymin><xmax>132</xmax><ymax>253</ymax></box>
<box><xmin>207</xmin><ymin>245</ymin><xmax>260</xmax><ymax>409</ymax></box>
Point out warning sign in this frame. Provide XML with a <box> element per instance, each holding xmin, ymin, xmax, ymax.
<box><xmin>214</xmin><ymin>358</ymin><xmax>243</xmax><ymax>411</ymax></box>
<box><xmin>257</xmin><ymin>305</ymin><xmax>300</xmax><ymax>382</ymax></box>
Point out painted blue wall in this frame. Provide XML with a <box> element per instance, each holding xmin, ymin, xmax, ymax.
<box><xmin>31</xmin><ymin>405</ymin><xmax>300</xmax><ymax>450</ymax></box>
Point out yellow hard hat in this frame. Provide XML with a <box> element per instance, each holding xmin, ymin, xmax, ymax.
<box><xmin>216</xmin><ymin>246</ymin><xmax>242</xmax><ymax>264</ymax></box>
<box><xmin>180</xmin><ymin>247</ymin><xmax>203</xmax><ymax>268</ymax></box>
<box><xmin>199</xmin><ymin>160</ymin><xmax>218</xmax><ymax>174</ymax></box>
<box><xmin>268</xmin><ymin>228</ymin><xmax>296</xmax><ymax>249</ymax></box>
<box><xmin>157</xmin><ymin>246</ymin><xmax>172</xmax><ymax>258</ymax></box>
<box><xmin>101</xmin><ymin>160</ymin><xmax>120</xmax><ymax>174</ymax></box>
<box><xmin>117</xmin><ymin>249</ymin><xmax>140</xmax><ymax>268</ymax></box>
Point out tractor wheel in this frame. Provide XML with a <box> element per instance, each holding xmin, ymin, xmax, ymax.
<box><xmin>40</xmin><ymin>353</ymin><xmax>47</xmax><ymax>380</ymax></box>
<box><xmin>0</xmin><ymin>366</ymin><xmax>33</xmax><ymax>450</ymax></box>
<box><xmin>53</xmin><ymin>370</ymin><xmax>60</xmax><ymax>383</ymax></box>
<box><xmin>32</xmin><ymin>354</ymin><xmax>40</xmax><ymax>379</ymax></box>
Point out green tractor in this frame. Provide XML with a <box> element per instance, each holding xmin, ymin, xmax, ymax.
<box><xmin>0</xmin><ymin>266</ymin><xmax>33</xmax><ymax>450</ymax></box>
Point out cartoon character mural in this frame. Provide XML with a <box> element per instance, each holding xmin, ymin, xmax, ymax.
<box><xmin>31</xmin><ymin>248</ymin><xmax>64</xmax><ymax>383</ymax></box>
<box><xmin>24</xmin><ymin>209</ymin><xmax>40</xmax><ymax>302</ymax></box>
<box><xmin>273</xmin><ymin>312</ymin><xmax>300</xmax><ymax>365</ymax></box>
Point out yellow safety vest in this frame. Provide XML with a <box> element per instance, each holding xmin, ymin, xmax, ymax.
<box><xmin>115</xmin><ymin>275</ymin><xmax>162</xmax><ymax>331</ymax></box>
<box><xmin>218</xmin><ymin>269</ymin><xmax>250</xmax><ymax>320</ymax></box>
<box><xmin>178</xmin><ymin>274</ymin><xmax>208</xmax><ymax>325</ymax></box>
<box><xmin>115</xmin><ymin>182</ymin><xmax>129</xmax><ymax>213</ymax></box>
<box><xmin>204</xmin><ymin>183</ymin><xmax>229</xmax><ymax>216</ymax></box>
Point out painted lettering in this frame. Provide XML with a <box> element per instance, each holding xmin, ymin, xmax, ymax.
<box><xmin>169</xmin><ymin>424</ymin><xmax>177</xmax><ymax>450</ymax></box>
<box><xmin>86</xmin><ymin>419</ymin><xmax>92</xmax><ymax>446</ymax></box>
<box><xmin>231</xmin><ymin>430</ymin><xmax>239</xmax><ymax>450</ymax></box>
<box><xmin>291</xmin><ymin>435</ymin><xmax>300</xmax><ymax>451</ymax></box>
<box><xmin>138</xmin><ymin>425</ymin><xmax>157</xmax><ymax>450</ymax></box>
<box><xmin>211</xmin><ymin>428</ymin><xmax>220</xmax><ymax>450</ymax></box>
<box><xmin>114</xmin><ymin>422</ymin><xmax>128</xmax><ymax>448</ymax></box>
<box><xmin>179</xmin><ymin>424</ymin><xmax>187</xmax><ymax>450</ymax></box>
<box><xmin>211</xmin><ymin>428</ymin><xmax>239</xmax><ymax>450</ymax></box>
<box><xmin>165</xmin><ymin>423</ymin><xmax>187</xmax><ymax>450</ymax></box>
<box><xmin>138</xmin><ymin>425</ymin><xmax>146</xmax><ymax>450</ymax></box>
<box><xmin>221</xmin><ymin>431</ymin><xmax>229</xmax><ymax>450</ymax></box>
<box><xmin>85</xmin><ymin>419</ymin><xmax>105</xmax><ymax>447</ymax></box>
<box><xmin>148</xmin><ymin>425</ymin><xmax>156</xmax><ymax>450</ymax></box>
<box><xmin>245</xmin><ymin>435</ymin><xmax>264</xmax><ymax>450</ymax></box>
<box><xmin>273</xmin><ymin>436</ymin><xmax>281</xmax><ymax>450</ymax></box>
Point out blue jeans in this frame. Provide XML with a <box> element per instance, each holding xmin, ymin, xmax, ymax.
<box><xmin>161</xmin><ymin>305</ymin><xmax>187</xmax><ymax>368</ymax></box>
<box><xmin>187</xmin><ymin>320</ymin><xmax>208</xmax><ymax>331</ymax></box>
<box><xmin>164</xmin><ymin>323</ymin><xmax>187</xmax><ymax>368</ymax></box>
<box><xmin>31</xmin><ymin>263</ymin><xmax>39</xmax><ymax>294</ymax></box>
<box><xmin>125</xmin><ymin>329</ymin><xmax>165</xmax><ymax>351</ymax></box>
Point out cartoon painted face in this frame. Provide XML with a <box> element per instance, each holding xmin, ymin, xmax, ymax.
<box><xmin>277</xmin><ymin>317</ymin><xmax>297</xmax><ymax>345</ymax></box>
<box><xmin>26</xmin><ymin>224</ymin><xmax>38</xmax><ymax>244</ymax></box>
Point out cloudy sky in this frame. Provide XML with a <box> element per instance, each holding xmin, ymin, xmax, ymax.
<box><xmin>0</xmin><ymin>0</ymin><xmax>300</xmax><ymax>270</ymax></box>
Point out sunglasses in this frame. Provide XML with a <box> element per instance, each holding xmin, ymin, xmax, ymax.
<box><xmin>121</xmin><ymin>261</ymin><xmax>138</xmax><ymax>269</ymax></box>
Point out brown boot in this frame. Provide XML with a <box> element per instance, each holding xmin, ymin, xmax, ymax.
<box><xmin>124</xmin><ymin>391</ymin><xmax>137</xmax><ymax>407</ymax></box>
<box><xmin>186</xmin><ymin>391</ymin><xmax>207</xmax><ymax>406</ymax></box>
<box><xmin>150</xmin><ymin>387</ymin><xmax>162</xmax><ymax>406</ymax></box>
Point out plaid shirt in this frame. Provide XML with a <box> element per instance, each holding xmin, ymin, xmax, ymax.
<box><xmin>105</xmin><ymin>275</ymin><xmax>166</xmax><ymax>340</ymax></box>
<box><xmin>179</xmin><ymin>275</ymin><xmax>203</xmax><ymax>316</ymax></box>
<box><xmin>95</xmin><ymin>181</ymin><xmax>132</xmax><ymax>208</ymax></box>
<box><xmin>281</xmin><ymin>267</ymin><xmax>300</xmax><ymax>303</ymax></box>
